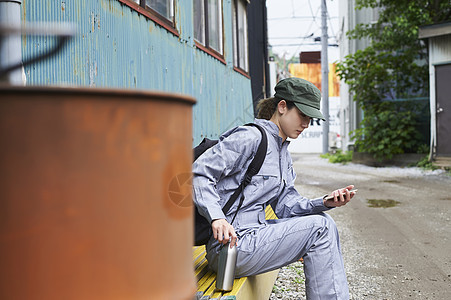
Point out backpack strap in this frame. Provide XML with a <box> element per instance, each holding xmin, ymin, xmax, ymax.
<box><xmin>222</xmin><ymin>123</ymin><xmax>268</xmax><ymax>220</ymax></box>
<box><xmin>193</xmin><ymin>138</ymin><xmax>218</xmax><ymax>162</ymax></box>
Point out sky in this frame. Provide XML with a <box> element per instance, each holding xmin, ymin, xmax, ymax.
<box><xmin>266</xmin><ymin>0</ymin><xmax>340</xmax><ymax>63</ymax></box>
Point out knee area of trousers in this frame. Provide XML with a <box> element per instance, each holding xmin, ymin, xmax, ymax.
<box><xmin>311</xmin><ymin>213</ymin><xmax>336</xmax><ymax>230</ymax></box>
<box><xmin>322</xmin><ymin>213</ymin><xmax>338</xmax><ymax>229</ymax></box>
<box><xmin>310</xmin><ymin>214</ymin><xmax>338</xmax><ymax>239</ymax></box>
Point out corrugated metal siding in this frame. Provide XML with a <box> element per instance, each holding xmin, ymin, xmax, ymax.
<box><xmin>428</xmin><ymin>34</ymin><xmax>451</xmax><ymax>156</ymax></box>
<box><xmin>430</xmin><ymin>35</ymin><xmax>451</xmax><ymax>65</ymax></box>
<box><xmin>21</xmin><ymin>0</ymin><xmax>253</xmax><ymax>144</ymax></box>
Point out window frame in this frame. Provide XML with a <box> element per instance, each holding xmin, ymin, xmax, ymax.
<box><xmin>193</xmin><ymin>0</ymin><xmax>226</xmax><ymax>64</ymax></box>
<box><xmin>118</xmin><ymin>0</ymin><xmax>179</xmax><ymax>36</ymax></box>
<box><xmin>232</xmin><ymin>0</ymin><xmax>249</xmax><ymax>75</ymax></box>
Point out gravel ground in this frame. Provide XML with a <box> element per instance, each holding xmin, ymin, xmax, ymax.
<box><xmin>270</xmin><ymin>260</ymin><xmax>306</xmax><ymax>299</ymax></box>
<box><xmin>269</xmin><ymin>154</ymin><xmax>451</xmax><ymax>300</ymax></box>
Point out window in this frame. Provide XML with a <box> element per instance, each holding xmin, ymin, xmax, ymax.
<box><xmin>127</xmin><ymin>0</ymin><xmax>176</xmax><ymax>33</ymax></box>
<box><xmin>193</xmin><ymin>0</ymin><xmax>224</xmax><ymax>56</ymax></box>
<box><xmin>232</xmin><ymin>0</ymin><xmax>248</xmax><ymax>72</ymax></box>
<box><xmin>147</xmin><ymin>0</ymin><xmax>174</xmax><ymax>22</ymax></box>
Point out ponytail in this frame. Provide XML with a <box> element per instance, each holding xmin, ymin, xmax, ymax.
<box><xmin>256</xmin><ymin>97</ymin><xmax>296</xmax><ymax>120</ymax></box>
<box><xmin>256</xmin><ymin>97</ymin><xmax>278</xmax><ymax>120</ymax></box>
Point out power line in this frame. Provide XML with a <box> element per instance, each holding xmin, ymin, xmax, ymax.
<box><xmin>283</xmin><ymin>12</ymin><xmax>319</xmax><ymax>61</ymax></box>
<box><xmin>308</xmin><ymin>0</ymin><xmax>320</xmax><ymax>27</ymax></box>
<box><xmin>269</xmin><ymin>42</ymin><xmax>338</xmax><ymax>47</ymax></box>
<box><xmin>327</xmin><ymin>12</ymin><xmax>337</xmax><ymax>43</ymax></box>
<box><xmin>269</xmin><ymin>35</ymin><xmax>338</xmax><ymax>41</ymax></box>
<box><xmin>266</xmin><ymin>0</ymin><xmax>340</xmax><ymax>66</ymax></box>
<box><xmin>267</xmin><ymin>16</ymin><xmax>338</xmax><ymax>21</ymax></box>
<box><xmin>268</xmin><ymin>33</ymin><xmax>314</xmax><ymax>40</ymax></box>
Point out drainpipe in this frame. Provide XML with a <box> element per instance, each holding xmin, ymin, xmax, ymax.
<box><xmin>0</xmin><ymin>0</ymin><xmax>24</xmax><ymax>85</ymax></box>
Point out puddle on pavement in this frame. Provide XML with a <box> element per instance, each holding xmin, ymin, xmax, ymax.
<box><xmin>367</xmin><ymin>199</ymin><xmax>400</xmax><ymax>208</ymax></box>
<box><xmin>381</xmin><ymin>179</ymin><xmax>401</xmax><ymax>184</ymax></box>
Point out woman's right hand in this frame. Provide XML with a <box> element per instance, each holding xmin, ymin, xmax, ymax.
<box><xmin>211</xmin><ymin>218</ymin><xmax>238</xmax><ymax>247</ymax></box>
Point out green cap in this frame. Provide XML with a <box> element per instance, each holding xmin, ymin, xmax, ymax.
<box><xmin>274</xmin><ymin>77</ymin><xmax>325</xmax><ymax>120</ymax></box>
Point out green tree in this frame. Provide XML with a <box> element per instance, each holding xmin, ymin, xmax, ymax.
<box><xmin>336</xmin><ymin>0</ymin><xmax>451</xmax><ymax>160</ymax></box>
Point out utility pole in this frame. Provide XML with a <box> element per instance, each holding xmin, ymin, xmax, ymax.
<box><xmin>321</xmin><ymin>0</ymin><xmax>329</xmax><ymax>154</ymax></box>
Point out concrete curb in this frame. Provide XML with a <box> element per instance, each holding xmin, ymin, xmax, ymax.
<box><xmin>352</xmin><ymin>152</ymin><xmax>424</xmax><ymax>167</ymax></box>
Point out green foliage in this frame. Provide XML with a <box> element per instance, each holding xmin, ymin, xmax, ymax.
<box><xmin>351</xmin><ymin>101</ymin><xmax>427</xmax><ymax>161</ymax></box>
<box><xmin>293</xmin><ymin>277</ymin><xmax>304</xmax><ymax>285</ymax></box>
<box><xmin>416</xmin><ymin>155</ymin><xmax>438</xmax><ymax>170</ymax></box>
<box><xmin>288</xmin><ymin>264</ymin><xmax>305</xmax><ymax>285</ymax></box>
<box><xmin>416</xmin><ymin>143</ymin><xmax>430</xmax><ymax>154</ymax></box>
<box><xmin>320</xmin><ymin>150</ymin><xmax>353</xmax><ymax>164</ymax></box>
<box><xmin>336</xmin><ymin>0</ymin><xmax>450</xmax><ymax>160</ymax></box>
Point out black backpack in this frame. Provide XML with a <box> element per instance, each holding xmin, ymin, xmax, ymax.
<box><xmin>193</xmin><ymin>123</ymin><xmax>268</xmax><ymax>246</ymax></box>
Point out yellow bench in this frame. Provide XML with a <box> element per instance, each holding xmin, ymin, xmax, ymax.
<box><xmin>193</xmin><ymin>206</ymin><xmax>279</xmax><ymax>300</ymax></box>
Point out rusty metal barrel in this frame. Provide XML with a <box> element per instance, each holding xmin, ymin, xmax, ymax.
<box><xmin>0</xmin><ymin>86</ymin><xmax>196</xmax><ymax>299</ymax></box>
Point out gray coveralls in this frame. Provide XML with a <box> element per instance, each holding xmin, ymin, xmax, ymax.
<box><xmin>192</xmin><ymin>119</ymin><xmax>349</xmax><ymax>300</ymax></box>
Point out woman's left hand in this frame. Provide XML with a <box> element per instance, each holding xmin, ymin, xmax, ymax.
<box><xmin>324</xmin><ymin>185</ymin><xmax>356</xmax><ymax>208</ymax></box>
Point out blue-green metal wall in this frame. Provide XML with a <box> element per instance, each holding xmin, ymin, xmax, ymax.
<box><xmin>21</xmin><ymin>0</ymin><xmax>254</xmax><ymax>144</ymax></box>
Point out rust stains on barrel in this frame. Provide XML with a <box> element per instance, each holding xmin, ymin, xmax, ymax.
<box><xmin>0</xmin><ymin>86</ymin><xmax>196</xmax><ymax>299</ymax></box>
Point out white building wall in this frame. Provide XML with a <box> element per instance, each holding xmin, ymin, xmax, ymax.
<box><xmin>337</xmin><ymin>0</ymin><xmax>378</xmax><ymax>151</ymax></box>
<box><xmin>427</xmin><ymin>34</ymin><xmax>451</xmax><ymax>157</ymax></box>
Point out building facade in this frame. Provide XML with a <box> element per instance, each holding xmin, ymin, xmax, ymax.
<box><xmin>419</xmin><ymin>22</ymin><xmax>451</xmax><ymax>163</ymax></box>
<box><xmin>17</xmin><ymin>0</ymin><xmax>267</xmax><ymax>144</ymax></box>
<box><xmin>337</xmin><ymin>0</ymin><xmax>378</xmax><ymax>151</ymax></box>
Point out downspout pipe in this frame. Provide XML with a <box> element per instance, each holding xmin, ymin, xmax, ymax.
<box><xmin>0</xmin><ymin>0</ymin><xmax>24</xmax><ymax>85</ymax></box>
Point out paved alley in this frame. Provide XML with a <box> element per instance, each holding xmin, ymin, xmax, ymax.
<box><xmin>272</xmin><ymin>153</ymin><xmax>451</xmax><ymax>299</ymax></box>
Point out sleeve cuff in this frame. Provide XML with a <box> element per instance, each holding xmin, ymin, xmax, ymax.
<box><xmin>315</xmin><ymin>196</ymin><xmax>333</xmax><ymax>210</ymax></box>
<box><xmin>206</xmin><ymin>206</ymin><xmax>226</xmax><ymax>223</ymax></box>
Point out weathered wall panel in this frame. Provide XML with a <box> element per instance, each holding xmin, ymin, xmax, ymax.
<box><xmin>430</xmin><ymin>35</ymin><xmax>451</xmax><ymax>65</ymax></box>
<box><xmin>426</xmin><ymin>33</ymin><xmax>451</xmax><ymax>157</ymax></box>
<box><xmin>21</xmin><ymin>0</ymin><xmax>253</xmax><ymax>144</ymax></box>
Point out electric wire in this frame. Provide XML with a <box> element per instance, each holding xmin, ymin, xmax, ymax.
<box><xmin>267</xmin><ymin>0</ymin><xmax>339</xmax><ymax>61</ymax></box>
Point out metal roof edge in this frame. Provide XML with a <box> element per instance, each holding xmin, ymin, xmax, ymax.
<box><xmin>419</xmin><ymin>22</ymin><xmax>451</xmax><ymax>39</ymax></box>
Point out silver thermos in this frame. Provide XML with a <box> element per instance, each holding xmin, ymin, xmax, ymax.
<box><xmin>215</xmin><ymin>242</ymin><xmax>237</xmax><ymax>291</ymax></box>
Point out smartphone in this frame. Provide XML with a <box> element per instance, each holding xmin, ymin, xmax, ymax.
<box><xmin>325</xmin><ymin>189</ymin><xmax>358</xmax><ymax>201</ymax></box>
